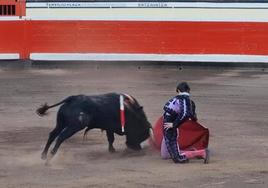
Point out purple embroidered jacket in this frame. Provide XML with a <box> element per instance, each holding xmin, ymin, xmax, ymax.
<box><xmin>163</xmin><ymin>92</ymin><xmax>196</xmax><ymax>128</ymax></box>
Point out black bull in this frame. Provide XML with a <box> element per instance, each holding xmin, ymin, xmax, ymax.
<box><xmin>37</xmin><ymin>93</ymin><xmax>152</xmax><ymax>162</ymax></box>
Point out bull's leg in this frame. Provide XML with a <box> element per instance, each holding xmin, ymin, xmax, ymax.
<box><xmin>81</xmin><ymin>113</ymin><xmax>93</xmax><ymax>141</ymax></box>
<box><xmin>46</xmin><ymin>126</ymin><xmax>84</xmax><ymax>164</ymax></box>
<box><xmin>41</xmin><ymin>126</ymin><xmax>63</xmax><ymax>160</ymax></box>
<box><xmin>106</xmin><ymin>130</ymin><xmax>116</xmax><ymax>153</ymax></box>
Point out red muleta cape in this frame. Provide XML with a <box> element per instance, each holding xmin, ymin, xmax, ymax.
<box><xmin>150</xmin><ymin>116</ymin><xmax>209</xmax><ymax>151</ymax></box>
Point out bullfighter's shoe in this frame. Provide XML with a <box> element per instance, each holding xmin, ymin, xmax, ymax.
<box><xmin>204</xmin><ymin>148</ymin><xmax>210</xmax><ymax>164</ymax></box>
<box><xmin>178</xmin><ymin>158</ymin><xmax>189</xmax><ymax>164</ymax></box>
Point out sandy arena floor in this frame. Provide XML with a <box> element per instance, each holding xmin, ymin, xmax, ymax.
<box><xmin>0</xmin><ymin>62</ymin><xmax>267</xmax><ymax>188</ymax></box>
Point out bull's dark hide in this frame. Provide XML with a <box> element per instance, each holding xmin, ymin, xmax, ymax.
<box><xmin>37</xmin><ymin>93</ymin><xmax>151</xmax><ymax>164</ymax></box>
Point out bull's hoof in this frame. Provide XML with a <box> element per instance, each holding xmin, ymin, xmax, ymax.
<box><xmin>41</xmin><ymin>153</ymin><xmax>47</xmax><ymax>160</ymax></box>
<box><xmin>109</xmin><ymin>147</ymin><xmax>116</xmax><ymax>153</ymax></box>
<box><xmin>44</xmin><ymin>153</ymin><xmax>54</xmax><ymax>166</ymax></box>
<box><xmin>45</xmin><ymin>161</ymin><xmax>52</xmax><ymax>166</ymax></box>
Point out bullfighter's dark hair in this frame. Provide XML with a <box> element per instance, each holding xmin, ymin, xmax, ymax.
<box><xmin>176</xmin><ymin>82</ymin><xmax>190</xmax><ymax>93</ymax></box>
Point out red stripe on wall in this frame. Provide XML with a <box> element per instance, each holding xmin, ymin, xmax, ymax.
<box><xmin>1</xmin><ymin>20</ymin><xmax>268</xmax><ymax>59</ymax></box>
<box><xmin>0</xmin><ymin>21</ymin><xmax>24</xmax><ymax>53</ymax></box>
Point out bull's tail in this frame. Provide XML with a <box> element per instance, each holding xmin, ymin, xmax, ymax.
<box><xmin>36</xmin><ymin>96</ymin><xmax>73</xmax><ymax>116</ymax></box>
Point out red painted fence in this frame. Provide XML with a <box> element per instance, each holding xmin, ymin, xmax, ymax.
<box><xmin>1</xmin><ymin>20</ymin><xmax>268</xmax><ymax>59</ymax></box>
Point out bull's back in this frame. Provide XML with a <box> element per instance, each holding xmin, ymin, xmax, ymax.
<box><xmin>57</xmin><ymin>93</ymin><xmax>121</xmax><ymax>129</ymax></box>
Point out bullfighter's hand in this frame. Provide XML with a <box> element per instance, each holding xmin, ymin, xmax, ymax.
<box><xmin>163</xmin><ymin>122</ymin><xmax>173</xmax><ymax>130</ymax></box>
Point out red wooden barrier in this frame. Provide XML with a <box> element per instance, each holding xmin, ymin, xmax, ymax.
<box><xmin>1</xmin><ymin>20</ymin><xmax>268</xmax><ymax>59</ymax></box>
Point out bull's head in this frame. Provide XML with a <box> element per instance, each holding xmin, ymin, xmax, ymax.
<box><xmin>123</xmin><ymin>94</ymin><xmax>152</xmax><ymax>150</ymax></box>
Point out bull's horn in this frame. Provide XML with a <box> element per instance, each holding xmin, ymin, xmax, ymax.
<box><xmin>123</xmin><ymin>93</ymin><xmax>135</xmax><ymax>104</ymax></box>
